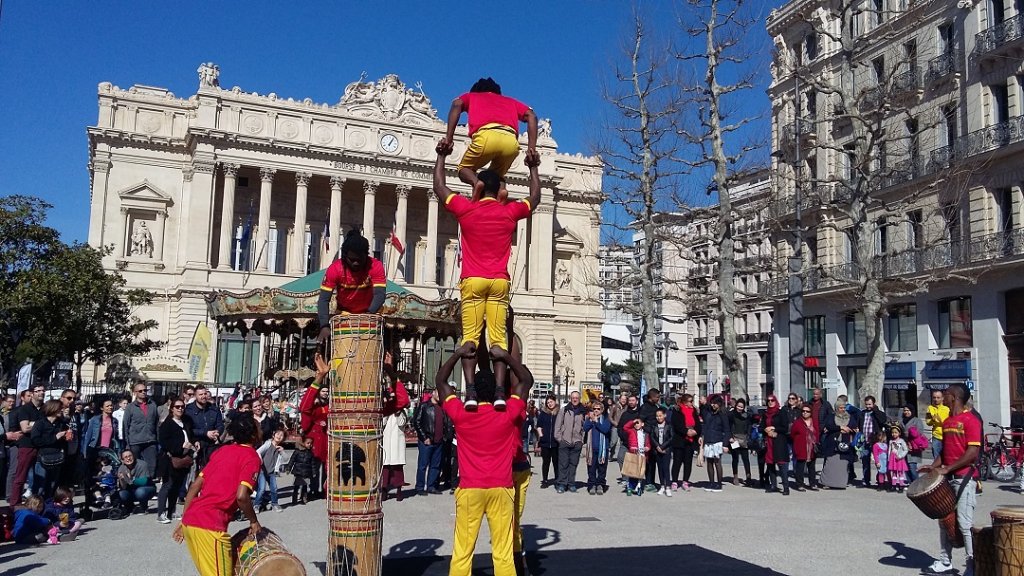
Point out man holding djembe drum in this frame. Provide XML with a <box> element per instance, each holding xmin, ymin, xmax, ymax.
<box><xmin>919</xmin><ymin>383</ymin><xmax>981</xmax><ymax>576</ymax></box>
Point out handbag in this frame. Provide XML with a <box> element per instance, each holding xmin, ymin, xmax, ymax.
<box><xmin>171</xmin><ymin>454</ymin><xmax>194</xmax><ymax>470</ymax></box>
<box><xmin>39</xmin><ymin>450</ymin><xmax>65</xmax><ymax>469</ymax></box>
<box><xmin>733</xmin><ymin>433</ymin><xmax>749</xmax><ymax>449</ymax></box>
<box><xmin>622</xmin><ymin>451</ymin><xmax>647</xmax><ymax>479</ymax></box>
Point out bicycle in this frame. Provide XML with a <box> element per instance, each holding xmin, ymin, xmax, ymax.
<box><xmin>979</xmin><ymin>422</ymin><xmax>1024</xmax><ymax>483</ymax></box>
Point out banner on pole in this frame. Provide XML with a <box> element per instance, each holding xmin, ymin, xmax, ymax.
<box><xmin>188</xmin><ymin>323</ymin><xmax>213</xmax><ymax>381</ymax></box>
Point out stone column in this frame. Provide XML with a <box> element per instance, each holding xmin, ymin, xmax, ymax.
<box><xmin>425</xmin><ymin>194</ymin><xmax>439</xmax><ymax>285</ymax></box>
<box><xmin>327</xmin><ymin>176</ymin><xmax>344</xmax><ymax>266</ymax></box>
<box><xmin>88</xmin><ymin>157</ymin><xmax>111</xmax><ymax>247</ymax></box>
<box><xmin>154</xmin><ymin>209</ymin><xmax>167</xmax><ymax>261</ymax></box>
<box><xmin>185</xmin><ymin>161</ymin><xmax>216</xmax><ymax>269</ymax></box>
<box><xmin>392</xmin><ymin>184</ymin><xmax>411</xmax><ymax>279</ymax></box>
<box><xmin>117</xmin><ymin>207</ymin><xmax>130</xmax><ymax>258</ymax></box>
<box><xmin>362</xmin><ymin>180</ymin><xmax>378</xmax><ymax>247</ymax></box>
<box><xmin>529</xmin><ymin>203</ymin><xmax>554</xmax><ymax>293</ymax></box>
<box><xmin>291</xmin><ymin>172</ymin><xmax>311</xmax><ymax>274</ymax></box>
<box><xmin>256</xmin><ymin>167</ymin><xmax>276</xmax><ymax>272</ymax></box>
<box><xmin>217</xmin><ymin>163</ymin><xmax>239</xmax><ymax>269</ymax></box>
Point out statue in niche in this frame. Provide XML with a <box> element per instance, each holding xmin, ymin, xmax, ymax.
<box><xmin>555</xmin><ymin>260</ymin><xmax>572</xmax><ymax>290</ymax></box>
<box><xmin>130</xmin><ymin>221</ymin><xmax>154</xmax><ymax>258</ymax></box>
<box><xmin>555</xmin><ymin>338</ymin><xmax>574</xmax><ymax>390</ymax></box>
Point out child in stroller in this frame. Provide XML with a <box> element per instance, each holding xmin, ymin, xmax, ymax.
<box><xmin>85</xmin><ymin>448</ymin><xmax>123</xmax><ymax>519</ymax></box>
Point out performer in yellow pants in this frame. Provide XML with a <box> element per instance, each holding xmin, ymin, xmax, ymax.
<box><xmin>182</xmin><ymin>526</ymin><xmax>233</xmax><ymax>576</ymax></box>
<box><xmin>512</xmin><ymin>467</ymin><xmax>531</xmax><ymax>556</ymax></box>
<box><xmin>450</xmin><ymin>487</ymin><xmax>517</xmax><ymax>576</ymax></box>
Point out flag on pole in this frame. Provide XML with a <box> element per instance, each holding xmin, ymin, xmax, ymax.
<box><xmin>322</xmin><ymin>221</ymin><xmax>330</xmax><ymax>258</ymax></box>
<box><xmin>240</xmin><ymin>203</ymin><xmax>254</xmax><ymax>270</ymax></box>
<box><xmin>389</xmin><ymin>224</ymin><xmax>405</xmax><ymax>255</ymax></box>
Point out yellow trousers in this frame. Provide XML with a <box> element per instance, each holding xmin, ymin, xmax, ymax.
<box><xmin>182</xmin><ymin>525</ymin><xmax>233</xmax><ymax>576</ymax></box>
<box><xmin>449</xmin><ymin>487</ymin><xmax>516</xmax><ymax>576</ymax></box>
<box><xmin>459</xmin><ymin>277</ymin><xmax>510</xmax><ymax>350</ymax></box>
<box><xmin>513</xmin><ymin>469</ymin><xmax>531</xmax><ymax>554</ymax></box>
<box><xmin>459</xmin><ymin>124</ymin><xmax>520</xmax><ymax>177</ymax></box>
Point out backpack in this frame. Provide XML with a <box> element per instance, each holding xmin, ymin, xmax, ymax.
<box><xmin>908</xmin><ymin>426</ymin><xmax>929</xmax><ymax>452</ymax></box>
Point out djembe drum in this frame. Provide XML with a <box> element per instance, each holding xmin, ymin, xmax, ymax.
<box><xmin>973</xmin><ymin>525</ymin><xmax>996</xmax><ymax>576</ymax></box>
<box><xmin>232</xmin><ymin>527</ymin><xmax>305</xmax><ymax>576</ymax></box>
<box><xmin>907</xmin><ymin>471</ymin><xmax>963</xmax><ymax>548</ymax></box>
<box><xmin>992</xmin><ymin>505</ymin><xmax>1024</xmax><ymax>576</ymax></box>
<box><xmin>327</xmin><ymin>314</ymin><xmax>385</xmax><ymax>576</ymax></box>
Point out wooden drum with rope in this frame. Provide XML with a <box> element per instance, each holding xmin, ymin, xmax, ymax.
<box><xmin>232</xmin><ymin>527</ymin><xmax>305</xmax><ymax>576</ymax></box>
<box><xmin>992</xmin><ymin>505</ymin><xmax>1024</xmax><ymax>576</ymax></box>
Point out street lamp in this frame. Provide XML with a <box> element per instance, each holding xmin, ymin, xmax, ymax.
<box><xmin>658</xmin><ymin>332</ymin><xmax>678</xmax><ymax>391</ymax></box>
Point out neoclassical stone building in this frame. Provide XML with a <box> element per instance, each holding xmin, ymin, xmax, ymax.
<box><xmin>86</xmin><ymin>64</ymin><xmax>603</xmax><ymax>390</ymax></box>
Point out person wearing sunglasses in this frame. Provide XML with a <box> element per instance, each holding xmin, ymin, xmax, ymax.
<box><xmin>156</xmin><ymin>399</ymin><xmax>198</xmax><ymax>524</ymax></box>
<box><xmin>123</xmin><ymin>381</ymin><xmax>160</xmax><ymax>475</ymax></box>
<box><xmin>790</xmin><ymin>405</ymin><xmax>819</xmax><ymax>491</ymax></box>
<box><xmin>762</xmin><ymin>395</ymin><xmax>791</xmax><ymax>495</ymax></box>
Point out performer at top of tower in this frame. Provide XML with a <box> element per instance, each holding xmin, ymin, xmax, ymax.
<box><xmin>433</xmin><ymin>140</ymin><xmax>540</xmax><ymax>411</ymax></box>
<box><xmin>317</xmin><ymin>229</ymin><xmax>386</xmax><ymax>344</ymax></box>
<box><xmin>436</xmin><ymin>77</ymin><xmax>538</xmax><ymax>201</ymax></box>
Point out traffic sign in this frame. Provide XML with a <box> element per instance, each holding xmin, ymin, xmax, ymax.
<box><xmin>965</xmin><ymin>379</ymin><xmax>975</xmax><ymax>391</ymax></box>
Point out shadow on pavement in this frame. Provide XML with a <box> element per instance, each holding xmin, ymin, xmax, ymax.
<box><xmin>879</xmin><ymin>541</ymin><xmax>932</xmax><ymax>570</ymax></box>
<box><xmin>4</xmin><ymin>564</ymin><xmax>45</xmax><ymax>575</ymax></box>
<box><xmin>378</xmin><ymin>542</ymin><xmax>787</xmax><ymax>576</ymax></box>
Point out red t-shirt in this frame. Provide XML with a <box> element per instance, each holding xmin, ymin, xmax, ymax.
<box><xmin>445</xmin><ymin>196</ymin><xmax>532</xmax><ymax>280</ymax></box>
<box><xmin>181</xmin><ymin>444</ymin><xmax>261</xmax><ymax>532</ymax></box>
<box><xmin>443</xmin><ymin>395</ymin><xmax>525</xmax><ymax>489</ymax></box>
<box><xmin>941</xmin><ymin>411</ymin><xmax>982</xmax><ymax>477</ymax></box>
<box><xmin>320</xmin><ymin>257</ymin><xmax>386</xmax><ymax>313</ymax></box>
<box><xmin>459</xmin><ymin>92</ymin><xmax>530</xmax><ymax>137</ymax></box>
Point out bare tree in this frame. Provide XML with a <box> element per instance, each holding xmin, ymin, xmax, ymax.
<box><xmin>675</xmin><ymin>0</ymin><xmax>768</xmax><ymax>401</ymax></box>
<box><xmin>596</xmin><ymin>13</ymin><xmax>688</xmax><ymax>390</ymax></box>
<box><xmin>768</xmin><ymin>1</ymin><xmax>977</xmax><ymax>402</ymax></box>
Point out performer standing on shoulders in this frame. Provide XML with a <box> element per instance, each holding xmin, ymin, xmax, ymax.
<box><xmin>173</xmin><ymin>415</ymin><xmax>262</xmax><ymax>576</ymax></box>
<box><xmin>436</xmin><ymin>77</ymin><xmax>538</xmax><ymax>200</ymax></box>
<box><xmin>434</xmin><ymin>139</ymin><xmax>540</xmax><ymax>410</ymax></box>
<box><xmin>317</xmin><ymin>229</ymin><xmax>387</xmax><ymax>344</ymax></box>
<box><xmin>920</xmin><ymin>382</ymin><xmax>981</xmax><ymax>576</ymax></box>
<box><xmin>435</xmin><ymin>340</ymin><xmax>534</xmax><ymax>576</ymax></box>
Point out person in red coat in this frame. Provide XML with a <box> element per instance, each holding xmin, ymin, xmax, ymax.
<box><xmin>763</xmin><ymin>395</ymin><xmax>791</xmax><ymax>495</ymax></box>
<box><xmin>789</xmin><ymin>405</ymin><xmax>819</xmax><ymax>491</ymax></box>
<box><xmin>299</xmin><ymin>355</ymin><xmax>331</xmax><ymax>499</ymax></box>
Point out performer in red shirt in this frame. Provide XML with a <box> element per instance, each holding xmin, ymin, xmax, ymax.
<box><xmin>434</xmin><ymin>140</ymin><xmax>540</xmax><ymax>410</ymax></box>
<box><xmin>920</xmin><ymin>383</ymin><xmax>982</xmax><ymax>576</ymax></box>
<box><xmin>435</xmin><ymin>341</ymin><xmax>534</xmax><ymax>576</ymax></box>
<box><xmin>173</xmin><ymin>415</ymin><xmax>262</xmax><ymax>576</ymax></box>
<box><xmin>437</xmin><ymin>77</ymin><xmax>538</xmax><ymax>200</ymax></box>
<box><xmin>317</xmin><ymin>229</ymin><xmax>387</xmax><ymax>343</ymax></box>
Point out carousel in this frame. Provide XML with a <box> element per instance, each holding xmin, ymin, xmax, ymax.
<box><xmin>205</xmin><ymin>270</ymin><xmax>461</xmax><ymax>398</ymax></box>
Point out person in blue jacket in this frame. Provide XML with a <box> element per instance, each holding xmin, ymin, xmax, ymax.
<box><xmin>583</xmin><ymin>401</ymin><xmax>612</xmax><ymax>495</ymax></box>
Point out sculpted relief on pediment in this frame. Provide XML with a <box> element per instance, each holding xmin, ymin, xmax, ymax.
<box><xmin>338</xmin><ymin>73</ymin><xmax>441</xmax><ymax>126</ymax></box>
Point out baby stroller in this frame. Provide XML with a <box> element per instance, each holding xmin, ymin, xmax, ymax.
<box><xmin>84</xmin><ymin>448</ymin><xmax>123</xmax><ymax>520</ymax></box>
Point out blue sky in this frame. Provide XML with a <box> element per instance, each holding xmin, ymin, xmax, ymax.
<box><xmin>0</xmin><ymin>1</ymin><xmax>776</xmax><ymax>244</ymax></box>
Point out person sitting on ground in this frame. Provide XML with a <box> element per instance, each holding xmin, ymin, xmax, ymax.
<box><xmin>44</xmin><ymin>486</ymin><xmax>83</xmax><ymax>541</ymax></box>
<box><xmin>116</xmin><ymin>449</ymin><xmax>156</xmax><ymax>514</ymax></box>
<box><xmin>434</xmin><ymin>142</ymin><xmax>540</xmax><ymax>410</ymax></box>
<box><xmin>173</xmin><ymin>414</ymin><xmax>263</xmax><ymax>576</ymax></box>
<box><xmin>437</xmin><ymin>77</ymin><xmax>538</xmax><ymax>199</ymax></box>
<box><xmin>14</xmin><ymin>495</ymin><xmax>59</xmax><ymax>545</ymax></box>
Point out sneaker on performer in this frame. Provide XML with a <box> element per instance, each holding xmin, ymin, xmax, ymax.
<box><xmin>925</xmin><ymin>559</ymin><xmax>954</xmax><ymax>574</ymax></box>
<box><xmin>464</xmin><ymin>383</ymin><xmax>479</xmax><ymax>410</ymax></box>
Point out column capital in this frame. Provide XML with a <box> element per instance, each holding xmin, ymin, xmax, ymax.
<box><xmin>182</xmin><ymin>168</ymin><xmax>195</xmax><ymax>183</ymax></box>
<box><xmin>396</xmin><ymin>184</ymin><xmax>412</xmax><ymax>199</ymax></box>
<box><xmin>260</xmin><ymin>167</ymin><xmax>277</xmax><ymax>182</ymax></box>
<box><xmin>193</xmin><ymin>161</ymin><xmax>216</xmax><ymax>174</ymax></box>
<box><xmin>330</xmin><ymin>175</ymin><xmax>346</xmax><ymax>189</ymax></box>
<box><xmin>222</xmin><ymin>163</ymin><xmax>239</xmax><ymax>177</ymax></box>
<box><xmin>363</xmin><ymin>180</ymin><xmax>379</xmax><ymax>195</ymax></box>
<box><xmin>427</xmin><ymin>192</ymin><xmax>439</xmax><ymax>203</ymax></box>
<box><xmin>91</xmin><ymin>159</ymin><xmax>111</xmax><ymax>173</ymax></box>
<box><xmin>535</xmin><ymin>203</ymin><xmax>555</xmax><ymax>215</ymax></box>
<box><xmin>295</xmin><ymin>172</ymin><xmax>312</xmax><ymax>186</ymax></box>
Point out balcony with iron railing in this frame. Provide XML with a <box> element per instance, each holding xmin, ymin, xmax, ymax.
<box><xmin>692</xmin><ymin>336</ymin><xmax>708</xmax><ymax>347</ymax></box>
<box><xmin>782</xmin><ymin>116</ymin><xmax>817</xmax><ymax>144</ymax></box>
<box><xmin>926</xmin><ymin>51</ymin><xmax>960</xmax><ymax>83</ymax></box>
<box><xmin>891</xmin><ymin>67</ymin><xmax>921</xmax><ymax>96</ymax></box>
<box><xmin>879</xmin><ymin>156</ymin><xmax>923</xmax><ymax>190</ymax></box>
<box><xmin>975</xmin><ymin>13</ymin><xmax>1024</xmax><ymax>58</ymax></box>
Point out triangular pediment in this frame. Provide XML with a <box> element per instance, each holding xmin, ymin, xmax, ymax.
<box><xmin>116</xmin><ymin>180</ymin><xmax>174</xmax><ymax>206</ymax></box>
<box><xmin>553</xmin><ymin>227</ymin><xmax>585</xmax><ymax>251</ymax></box>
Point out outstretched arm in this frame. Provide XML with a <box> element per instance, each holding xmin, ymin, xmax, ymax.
<box><xmin>523</xmin><ymin>108</ymin><xmax>538</xmax><ymax>151</ymax></box>
<box><xmin>433</xmin><ymin>145</ymin><xmax>455</xmax><ymax>204</ymax></box>
<box><xmin>525</xmin><ymin>151</ymin><xmax>541</xmax><ymax>210</ymax></box>
<box><xmin>435</xmin><ymin>343</ymin><xmax>475</xmax><ymax>399</ymax></box>
<box><xmin>492</xmin><ymin>347</ymin><xmax>534</xmax><ymax>399</ymax></box>
<box><xmin>443</xmin><ymin>98</ymin><xmax>465</xmax><ymax>145</ymax></box>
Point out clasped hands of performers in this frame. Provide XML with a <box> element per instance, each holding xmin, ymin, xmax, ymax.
<box><xmin>435</xmin><ymin>138</ymin><xmax>541</xmax><ymax>168</ymax></box>
<box><xmin>455</xmin><ymin>340</ymin><xmax>514</xmax><ymax>364</ymax></box>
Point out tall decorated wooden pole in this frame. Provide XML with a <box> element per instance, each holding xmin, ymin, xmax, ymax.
<box><xmin>326</xmin><ymin>314</ymin><xmax>385</xmax><ymax>576</ymax></box>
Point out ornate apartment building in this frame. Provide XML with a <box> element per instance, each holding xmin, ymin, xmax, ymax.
<box><xmin>767</xmin><ymin>0</ymin><xmax>1024</xmax><ymax>420</ymax></box>
<box><xmin>86</xmin><ymin>64</ymin><xmax>604</xmax><ymax>389</ymax></box>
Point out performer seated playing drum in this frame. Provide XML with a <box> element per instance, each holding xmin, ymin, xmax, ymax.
<box><xmin>173</xmin><ymin>415</ymin><xmax>262</xmax><ymax>576</ymax></box>
<box><xmin>436</xmin><ymin>77</ymin><xmax>538</xmax><ymax>201</ymax></box>
<box><xmin>317</xmin><ymin>229</ymin><xmax>386</xmax><ymax>345</ymax></box>
<box><xmin>433</xmin><ymin>138</ymin><xmax>540</xmax><ymax>410</ymax></box>
<box><xmin>435</xmin><ymin>341</ymin><xmax>534</xmax><ymax>576</ymax></box>
<box><xmin>919</xmin><ymin>382</ymin><xmax>981</xmax><ymax>576</ymax></box>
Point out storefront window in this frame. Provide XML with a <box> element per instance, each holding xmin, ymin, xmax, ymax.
<box><xmin>844</xmin><ymin>311</ymin><xmax>867</xmax><ymax>354</ymax></box>
<box><xmin>805</xmin><ymin>315</ymin><xmax>826</xmax><ymax>357</ymax></box>
<box><xmin>938</xmin><ymin>297</ymin><xmax>972</xmax><ymax>348</ymax></box>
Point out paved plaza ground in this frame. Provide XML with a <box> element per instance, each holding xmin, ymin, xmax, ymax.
<box><xmin>2</xmin><ymin>449</ymin><xmax>1021</xmax><ymax>576</ymax></box>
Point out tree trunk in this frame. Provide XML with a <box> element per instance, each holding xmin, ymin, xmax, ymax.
<box><xmin>75</xmin><ymin>353</ymin><xmax>85</xmax><ymax>393</ymax></box>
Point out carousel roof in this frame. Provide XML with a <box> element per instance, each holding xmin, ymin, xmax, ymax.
<box><xmin>205</xmin><ymin>268</ymin><xmax>460</xmax><ymax>337</ymax></box>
